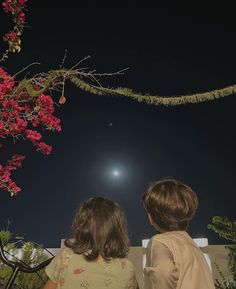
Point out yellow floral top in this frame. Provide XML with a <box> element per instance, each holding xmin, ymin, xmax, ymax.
<box><xmin>45</xmin><ymin>247</ymin><xmax>137</xmax><ymax>289</ymax></box>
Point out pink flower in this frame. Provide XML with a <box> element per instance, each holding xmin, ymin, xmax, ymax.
<box><xmin>0</xmin><ymin>121</ymin><xmax>4</xmax><ymax>130</ymax></box>
<box><xmin>18</xmin><ymin>11</ymin><xmax>25</xmax><ymax>24</ymax></box>
<box><xmin>25</xmin><ymin>129</ymin><xmax>42</xmax><ymax>141</ymax></box>
<box><xmin>0</xmin><ymin>67</ymin><xmax>14</xmax><ymax>94</ymax></box>
<box><xmin>33</xmin><ymin>141</ymin><xmax>52</xmax><ymax>155</ymax></box>
<box><xmin>39</xmin><ymin>94</ymin><xmax>53</xmax><ymax>108</ymax></box>
<box><xmin>8</xmin><ymin>180</ymin><xmax>21</xmax><ymax>196</ymax></box>
<box><xmin>2</xmin><ymin>1</ymin><xmax>14</xmax><ymax>13</ymax></box>
<box><xmin>0</xmin><ymin>154</ymin><xmax>25</xmax><ymax>196</ymax></box>
<box><xmin>2</xmin><ymin>0</ymin><xmax>26</xmax><ymax>13</ymax></box>
<box><xmin>3</xmin><ymin>31</ymin><xmax>17</xmax><ymax>42</ymax></box>
<box><xmin>16</xmin><ymin>118</ymin><xmax>27</xmax><ymax>130</ymax></box>
<box><xmin>8</xmin><ymin>154</ymin><xmax>26</xmax><ymax>169</ymax></box>
<box><xmin>31</xmin><ymin>117</ymin><xmax>39</xmax><ymax>127</ymax></box>
<box><xmin>18</xmin><ymin>0</ymin><xmax>26</xmax><ymax>5</ymax></box>
<box><xmin>38</xmin><ymin>113</ymin><xmax>61</xmax><ymax>131</ymax></box>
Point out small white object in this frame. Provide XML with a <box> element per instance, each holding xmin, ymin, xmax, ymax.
<box><xmin>193</xmin><ymin>238</ymin><xmax>208</xmax><ymax>247</ymax></box>
<box><xmin>142</xmin><ymin>239</ymin><xmax>150</xmax><ymax>268</ymax></box>
<box><xmin>142</xmin><ymin>239</ymin><xmax>149</xmax><ymax>248</ymax></box>
<box><xmin>193</xmin><ymin>238</ymin><xmax>211</xmax><ymax>271</ymax></box>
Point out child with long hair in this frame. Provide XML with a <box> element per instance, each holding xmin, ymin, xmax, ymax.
<box><xmin>43</xmin><ymin>197</ymin><xmax>138</xmax><ymax>289</ymax></box>
<box><xmin>142</xmin><ymin>179</ymin><xmax>215</xmax><ymax>289</ymax></box>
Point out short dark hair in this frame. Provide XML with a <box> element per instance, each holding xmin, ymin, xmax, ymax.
<box><xmin>65</xmin><ymin>197</ymin><xmax>129</xmax><ymax>261</ymax></box>
<box><xmin>143</xmin><ymin>179</ymin><xmax>198</xmax><ymax>231</ymax></box>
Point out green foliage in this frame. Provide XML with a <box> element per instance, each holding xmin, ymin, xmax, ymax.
<box><xmin>0</xmin><ymin>231</ymin><xmax>49</xmax><ymax>289</ymax></box>
<box><xmin>208</xmin><ymin>216</ymin><xmax>236</xmax><ymax>289</ymax></box>
<box><xmin>208</xmin><ymin>216</ymin><xmax>236</xmax><ymax>242</ymax></box>
<box><xmin>0</xmin><ymin>231</ymin><xmax>12</xmax><ymax>245</ymax></box>
<box><xmin>214</xmin><ymin>263</ymin><xmax>236</xmax><ymax>289</ymax></box>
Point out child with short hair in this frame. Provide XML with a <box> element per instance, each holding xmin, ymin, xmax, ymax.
<box><xmin>43</xmin><ymin>197</ymin><xmax>138</xmax><ymax>289</ymax></box>
<box><xmin>143</xmin><ymin>179</ymin><xmax>215</xmax><ymax>289</ymax></box>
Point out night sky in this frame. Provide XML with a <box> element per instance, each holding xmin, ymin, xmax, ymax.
<box><xmin>1</xmin><ymin>1</ymin><xmax>236</xmax><ymax>247</ymax></box>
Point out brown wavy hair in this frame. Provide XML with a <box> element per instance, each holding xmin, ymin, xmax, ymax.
<box><xmin>65</xmin><ymin>197</ymin><xmax>129</xmax><ymax>261</ymax></box>
<box><xmin>143</xmin><ymin>179</ymin><xmax>198</xmax><ymax>231</ymax></box>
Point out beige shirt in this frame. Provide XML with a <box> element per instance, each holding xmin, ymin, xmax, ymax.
<box><xmin>45</xmin><ymin>247</ymin><xmax>137</xmax><ymax>289</ymax></box>
<box><xmin>143</xmin><ymin>231</ymin><xmax>215</xmax><ymax>289</ymax></box>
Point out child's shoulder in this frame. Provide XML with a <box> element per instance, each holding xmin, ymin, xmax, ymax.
<box><xmin>60</xmin><ymin>246</ymin><xmax>74</xmax><ymax>255</ymax></box>
<box><xmin>149</xmin><ymin>231</ymin><xmax>195</xmax><ymax>248</ymax></box>
<box><xmin>57</xmin><ymin>247</ymin><xmax>75</xmax><ymax>262</ymax></box>
<box><xmin>150</xmin><ymin>231</ymin><xmax>176</xmax><ymax>242</ymax></box>
<box><xmin>121</xmin><ymin>257</ymin><xmax>135</xmax><ymax>267</ymax></box>
<box><xmin>151</xmin><ymin>230</ymin><xmax>188</xmax><ymax>240</ymax></box>
<box><xmin>111</xmin><ymin>257</ymin><xmax>135</xmax><ymax>270</ymax></box>
<box><xmin>55</xmin><ymin>246</ymin><xmax>84</xmax><ymax>264</ymax></box>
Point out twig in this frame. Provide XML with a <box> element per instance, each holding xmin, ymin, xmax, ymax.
<box><xmin>59</xmin><ymin>49</ymin><xmax>68</xmax><ymax>68</ymax></box>
<box><xmin>76</xmin><ymin>67</ymin><xmax>129</xmax><ymax>78</ymax></box>
<box><xmin>69</xmin><ymin>55</ymin><xmax>91</xmax><ymax>71</ymax></box>
<box><xmin>13</xmin><ymin>62</ymin><xmax>41</xmax><ymax>78</ymax></box>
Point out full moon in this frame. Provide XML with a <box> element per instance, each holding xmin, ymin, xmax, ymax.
<box><xmin>112</xmin><ymin>170</ymin><xmax>120</xmax><ymax>177</ymax></box>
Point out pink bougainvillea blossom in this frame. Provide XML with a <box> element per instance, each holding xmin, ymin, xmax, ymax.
<box><xmin>0</xmin><ymin>0</ymin><xmax>65</xmax><ymax>196</ymax></box>
<box><xmin>0</xmin><ymin>154</ymin><xmax>25</xmax><ymax>196</ymax></box>
<box><xmin>0</xmin><ymin>65</ymin><xmax>61</xmax><ymax>196</ymax></box>
<box><xmin>1</xmin><ymin>0</ymin><xmax>27</xmax><ymax>58</ymax></box>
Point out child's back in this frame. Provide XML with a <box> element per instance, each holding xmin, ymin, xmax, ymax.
<box><xmin>43</xmin><ymin>197</ymin><xmax>137</xmax><ymax>289</ymax></box>
<box><xmin>46</xmin><ymin>247</ymin><xmax>136</xmax><ymax>289</ymax></box>
<box><xmin>144</xmin><ymin>231</ymin><xmax>214</xmax><ymax>289</ymax></box>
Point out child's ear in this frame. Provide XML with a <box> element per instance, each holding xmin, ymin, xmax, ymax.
<box><xmin>147</xmin><ymin>213</ymin><xmax>154</xmax><ymax>226</ymax></box>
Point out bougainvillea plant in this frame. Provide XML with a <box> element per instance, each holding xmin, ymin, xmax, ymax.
<box><xmin>0</xmin><ymin>0</ymin><xmax>62</xmax><ymax>196</ymax></box>
<box><xmin>0</xmin><ymin>67</ymin><xmax>61</xmax><ymax>196</ymax></box>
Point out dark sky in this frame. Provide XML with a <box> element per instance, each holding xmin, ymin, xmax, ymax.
<box><xmin>0</xmin><ymin>1</ymin><xmax>236</xmax><ymax>247</ymax></box>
